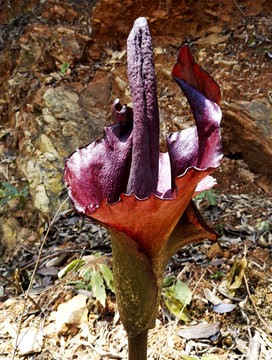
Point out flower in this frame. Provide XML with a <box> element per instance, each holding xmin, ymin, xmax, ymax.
<box><xmin>64</xmin><ymin>17</ymin><xmax>223</xmax><ymax>341</ymax></box>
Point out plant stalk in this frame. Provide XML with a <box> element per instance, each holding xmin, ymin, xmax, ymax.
<box><xmin>128</xmin><ymin>329</ymin><xmax>148</xmax><ymax>360</ymax></box>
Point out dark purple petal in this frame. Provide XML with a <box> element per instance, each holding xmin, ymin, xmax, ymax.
<box><xmin>172</xmin><ymin>44</ymin><xmax>221</xmax><ymax>105</ymax></box>
<box><xmin>169</xmin><ymin>80</ymin><xmax>222</xmax><ymax>169</ymax></box>
<box><xmin>126</xmin><ymin>17</ymin><xmax>160</xmax><ymax>198</ymax></box>
<box><xmin>167</xmin><ymin>44</ymin><xmax>223</xmax><ymax>186</ymax></box>
<box><xmin>64</xmin><ymin>102</ymin><xmax>133</xmax><ymax>213</ymax></box>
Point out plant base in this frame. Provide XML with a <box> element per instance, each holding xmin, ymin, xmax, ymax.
<box><xmin>128</xmin><ymin>329</ymin><xmax>148</xmax><ymax>360</ymax></box>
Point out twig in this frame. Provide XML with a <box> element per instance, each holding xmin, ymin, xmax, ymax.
<box><xmin>11</xmin><ymin>197</ymin><xmax>69</xmax><ymax>360</ymax></box>
<box><xmin>243</xmin><ymin>273</ymin><xmax>272</xmax><ymax>335</ymax></box>
<box><xmin>13</xmin><ymin>246</ymin><xmax>88</xmax><ymax>346</ymax></box>
<box><xmin>217</xmin><ymin>285</ymin><xmax>245</xmax><ymax>302</ymax></box>
<box><xmin>22</xmin><ymin>248</ymin><xmax>92</xmax><ymax>269</ymax></box>
<box><xmin>0</xmin><ymin>273</ymin><xmax>41</xmax><ymax>312</ymax></box>
<box><xmin>231</xmin><ymin>0</ymin><xmax>248</xmax><ymax>21</ymax></box>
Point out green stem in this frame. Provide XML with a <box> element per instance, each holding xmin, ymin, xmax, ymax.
<box><xmin>128</xmin><ymin>329</ymin><xmax>148</xmax><ymax>360</ymax></box>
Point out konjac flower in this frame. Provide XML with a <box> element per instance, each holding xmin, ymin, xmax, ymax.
<box><xmin>64</xmin><ymin>17</ymin><xmax>223</xmax><ymax>360</ymax></box>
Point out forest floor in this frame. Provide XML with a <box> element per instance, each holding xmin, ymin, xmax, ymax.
<box><xmin>0</xmin><ymin>188</ymin><xmax>271</xmax><ymax>360</ymax></box>
<box><xmin>0</xmin><ymin>1</ymin><xmax>272</xmax><ymax>359</ymax></box>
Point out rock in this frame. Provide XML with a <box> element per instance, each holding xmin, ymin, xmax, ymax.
<box><xmin>43</xmin><ymin>87</ymin><xmax>84</xmax><ymax>122</ymax></box>
<box><xmin>17</xmin><ymin>23</ymin><xmax>92</xmax><ymax>71</ymax></box>
<box><xmin>207</xmin><ymin>242</ymin><xmax>223</xmax><ymax>260</ymax></box>
<box><xmin>38</xmin><ymin>134</ymin><xmax>59</xmax><ymax>157</ymax></box>
<box><xmin>195</xmin><ymin>34</ymin><xmax>229</xmax><ymax>47</ymax></box>
<box><xmin>32</xmin><ymin>184</ymin><xmax>51</xmax><ymax>214</ymax></box>
<box><xmin>214</xmin><ymin>59</ymin><xmax>238</xmax><ymax>67</ymax></box>
<box><xmin>114</xmin><ymin>76</ymin><xmax>127</xmax><ymax>91</ymax></box>
<box><xmin>55</xmin><ymin>294</ymin><xmax>88</xmax><ymax>334</ymax></box>
<box><xmin>14</xmin><ymin>74</ymin><xmax>111</xmax><ymax>215</ymax></box>
<box><xmin>18</xmin><ymin>326</ymin><xmax>43</xmax><ymax>355</ymax></box>
<box><xmin>222</xmin><ymin>99</ymin><xmax>272</xmax><ymax>181</ymax></box>
<box><xmin>154</xmin><ymin>47</ymin><xmax>163</xmax><ymax>55</ymax></box>
<box><xmin>80</xmin><ymin>75</ymin><xmax>112</xmax><ymax>108</ymax></box>
<box><xmin>1</xmin><ymin>218</ymin><xmax>19</xmax><ymax>251</ymax></box>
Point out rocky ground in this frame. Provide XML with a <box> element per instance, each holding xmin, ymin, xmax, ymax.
<box><xmin>0</xmin><ymin>0</ymin><xmax>272</xmax><ymax>359</ymax></box>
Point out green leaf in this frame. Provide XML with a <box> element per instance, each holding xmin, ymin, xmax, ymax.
<box><xmin>99</xmin><ymin>264</ymin><xmax>114</xmax><ymax>293</ymax></box>
<box><xmin>182</xmin><ymin>357</ymin><xmax>198</xmax><ymax>360</ymax></box>
<box><xmin>210</xmin><ymin>270</ymin><xmax>225</xmax><ymax>279</ymax></box>
<box><xmin>66</xmin><ymin>280</ymin><xmax>92</xmax><ymax>290</ymax></box>
<box><xmin>163</xmin><ymin>290</ymin><xmax>191</xmax><ymax>322</ymax></box>
<box><xmin>207</xmin><ymin>190</ymin><xmax>216</xmax><ymax>205</ymax></box>
<box><xmin>1</xmin><ymin>181</ymin><xmax>18</xmax><ymax>196</ymax></box>
<box><xmin>248</xmin><ymin>38</ymin><xmax>256</xmax><ymax>46</ymax></box>
<box><xmin>163</xmin><ymin>276</ymin><xmax>176</xmax><ymax>287</ymax></box>
<box><xmin>58</xmin><ymin>259</ymin><xmax>85</xmax><ymax>278</ymax></box>
<box><xmin>195</xmin><ymin>191</ymin><xmax>206</xmax><ymax>200</ymax></box>
<box><xmin>171</xmin><ymin>281</ymin><xmax>192</xmax><ymax>306</ymax></box>
<box><xmin>195</xmin><ymin>189</ymin><xmax>217</xmax><ymax>205</ymax></box>
<box><xmin>19</xmin><ymin>184</ymin><xmax>30</xmax><ymax>197</ymax></box>
<box><xmin>0</xmin><ymin>198</ymin><xmax>13</xmax><ymax>205</ymax></box>
<box><xmin>60</xmin><ymin>61</ymin><xmax>70</xmax><ymax>74</ymax></box>
<box><xmin>256</xmin><ymin>219</ymin><xmax>271</xmax><ymax>232</ymax></box>
<box><xmin>91</xmin><ymin>270</ymin><xmax>106</xmax><ymax>306</ymax></box>
<box><xmin>0</xmin><ymin>189</ymin><xmax>6</xmax><ymax>197</ymax></box>
<box><xmin>83</xmin><ymin>269</ymin><xmax>92</xmax><ymax>282</ymax></box>
<box><xmin>215</xmin><ymin>223</ymin><xmax>224</xmax><ymax>236</ymax></box>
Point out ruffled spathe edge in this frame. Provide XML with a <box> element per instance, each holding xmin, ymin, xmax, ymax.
<box><xmin>66</xmin><ymin>160</ymin><xmax>221</xmax><ymax>218</ymax></box>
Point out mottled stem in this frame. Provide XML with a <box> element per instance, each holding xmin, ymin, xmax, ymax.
<box><xmin>128</xmin><ymin>330</ymin><xmax>148</xmax><ymax>360</ymax></box>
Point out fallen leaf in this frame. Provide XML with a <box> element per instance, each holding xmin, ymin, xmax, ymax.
<box><xmin>203</xmin><ymin>288</ymin><xmax>222</xmax><ymax>305</ymax></box>
<box><xmin>246</xmin><ymin>332</ymin><xmax>261</xmax><ymax>360</ymax></box>
<box><xmin>226</xmin><ymin>257</ymin><xmax>247</xmax><ymax>290</ymax></box>
<box><xmin>212</xmin><ymin>303</ymin><xmax>237</xmax><ymax>314</ymax></box>
<box><xmin>177</xmin><ymin>322</ymin><xmax>221</xmax><ymax>340</ymax></box>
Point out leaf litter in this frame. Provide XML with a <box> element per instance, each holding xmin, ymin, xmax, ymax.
<box><xmin>1</xmin><ymin>191</ymin><xmax>272</xmax><ymax>359</ymax></box>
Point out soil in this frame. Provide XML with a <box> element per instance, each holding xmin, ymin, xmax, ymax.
<box><xmin>0</xmin><ymin>1</ymin><xmax>272</xmax><ymax>359</ymax></box>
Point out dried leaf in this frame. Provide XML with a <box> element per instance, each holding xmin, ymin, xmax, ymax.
<box><xmin>226</xmin><ymin>257</ymin><xmax>247</xmax><ymax>290</ymax></box>
<box><xmin>212</xmin><ymin>303</ymin><xmax>237</xmax><ymax>313</ymax></box>
<box><xmin>203</xmin><ymin>288</ymin><xmax>222</xmax><ymax>305</ymax></box>
<box><xmin>246</xmin><ymin>332</ymin><xmax>261</xmax><ymax>360</ymax></box>
<box><xmin>177</xmin><ymin>322</ymin><xmax>221</xmax><ymax>340</ymax></box>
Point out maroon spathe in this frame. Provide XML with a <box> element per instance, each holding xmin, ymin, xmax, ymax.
<box><xmin>64</xmin><ymin>17</ymin><xmax>223</xmax><ymax>256</ymax></box>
